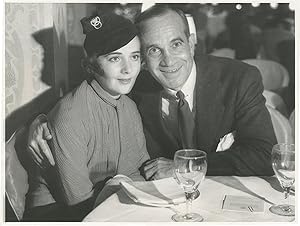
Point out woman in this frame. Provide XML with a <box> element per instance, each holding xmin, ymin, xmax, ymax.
<box><xmin>23</xmin><ymin>12</ymin><xmax>149</xmax><ymax>221</ymax></box>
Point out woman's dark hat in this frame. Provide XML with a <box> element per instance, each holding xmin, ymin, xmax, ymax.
<box><xmin>81</xmin><ymin>12</ymin><xmax>138</xmax><ymax>56</ymax></box>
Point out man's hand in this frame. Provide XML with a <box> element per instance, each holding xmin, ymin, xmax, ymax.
<box><xmin>142</xmin><ymin>157</ymin><xmax>175</xmax><ymax>180</ymax></box>
<box><xmin>27</xmin><ymin>114</ymin><xmax>55</xmax><ymax>168</ymax></box>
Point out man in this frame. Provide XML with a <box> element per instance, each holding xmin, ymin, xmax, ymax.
<box><xmin>27</xmin><ymin>5</ymin><xmax>276</xmax><ymax>180</ymax></box>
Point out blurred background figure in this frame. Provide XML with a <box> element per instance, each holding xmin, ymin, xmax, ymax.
<box><xmin>190</xmin><ymin>7</ymin><xmax>208</xmax><ymax>54</ymax></box>
<box><xmin>258</xmin><ymin>17</ymin><xmax>294</xmax><ymax>62</ymax></box>
<box><xmin>276</xmin><ymin>39</ymin><xmax>295</xmax><ymax>115</ymax></box>
<box><xmin>225</xmin><ymin>11</ymin><xmax>259</xmax><ymax>60</ymax></box>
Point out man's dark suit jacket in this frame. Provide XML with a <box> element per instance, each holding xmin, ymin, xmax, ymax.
<box><xmin>132</xmin><ymin>52</ymin><xmax>276</xmax><ymax>176</ymax></box>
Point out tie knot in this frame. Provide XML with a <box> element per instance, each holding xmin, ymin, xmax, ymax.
<box><xmin>176</xmin><ymin>90</ymin><xmax>185</xmax><ymax>100</ymax></box>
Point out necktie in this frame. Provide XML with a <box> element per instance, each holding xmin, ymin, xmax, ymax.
<box><xmin>176</xmin><ymin>91</ymin><xmax>195</xmax><ymax>149</ymax></box>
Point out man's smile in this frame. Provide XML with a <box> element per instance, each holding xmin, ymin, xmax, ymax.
<box><xmin>160</xmin><ymin>65</ymin><xmax>182</xmax><ymax>74</ymax></box>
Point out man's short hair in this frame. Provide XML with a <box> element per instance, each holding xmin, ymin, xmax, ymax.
<box><xmin>135</xmin><ymin>4</ymin><xmax>190</xmax><ymax>38</ymax></box>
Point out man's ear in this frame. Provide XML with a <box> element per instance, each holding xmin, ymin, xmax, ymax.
<box><xmin>141</xmin><ymin>59</ymin><xmax>148</xmax><ymax>71</ymax></box>
<box><xmin>188</xmin><ymin>33</ymin><xmax>196</xmax><ymax>56</ymax></box>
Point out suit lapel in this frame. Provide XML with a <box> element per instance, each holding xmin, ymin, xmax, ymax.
<box><xmin>194</xmin><ymin>55</ymin><xmax>225</xmax><ymax>152</ymax></box>
<box><xmin>137</xmin><ymin>91</ymin><xmax>179</xmax><ymax>157</ymax></box>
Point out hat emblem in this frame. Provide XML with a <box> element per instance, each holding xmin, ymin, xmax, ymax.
<box><xmin>90</xmin><ymin>16</ymin><xmax>102</xmax><ymax>30</ymax></box>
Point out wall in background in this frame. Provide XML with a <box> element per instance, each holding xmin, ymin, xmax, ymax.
<box><xmin>66</xmin><ymin>3</ymin><xmax>93</xmax><ymax>90</ymax></box>
<box><xmin>53</xmin><ymin>4</ymin><xmax>69</xmax><ymax>96</ymax></box>
<box><xmin>5</xmin><ymin>3</ymin><xmax>53</xmax><ymax>116</ymax></box>
<box><xmin>5</xmin><ymin>3</ymin><xmax>69</xmax><ymax>139</ymax></box>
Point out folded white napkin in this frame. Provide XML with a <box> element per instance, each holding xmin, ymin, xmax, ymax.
<box><xmin>120</xmin><ymin>177</ymin><xmax>185</xmax><ymax>207</ymax></box>
<box><xmin>94</xmin><ymin>175</ymin><xmax>133</xmax><ymax>208</ymax></box>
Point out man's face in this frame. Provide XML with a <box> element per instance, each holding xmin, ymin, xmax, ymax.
<box><xmin>139</xmin><ymin>10</ymin><xmax>195</xmax><ymax>91</ymax></box>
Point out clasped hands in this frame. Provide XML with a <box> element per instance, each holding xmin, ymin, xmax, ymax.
<box><xmin>142</xmin><ymin>157</ymin><xmax>175</xmax><ymax>180</ymax></box>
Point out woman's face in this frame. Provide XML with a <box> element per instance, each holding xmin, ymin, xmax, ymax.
<box><xmin>95</xmin><ymin>36</ymin><xmax>141</xmax><ymax>97</ymax></box>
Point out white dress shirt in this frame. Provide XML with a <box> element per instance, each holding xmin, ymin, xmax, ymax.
<box><xmin>161</xmin><ymin>61</ymin><xmax>197</xmax><ymax>142</ymax></box>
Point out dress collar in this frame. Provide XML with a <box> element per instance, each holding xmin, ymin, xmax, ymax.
<box><xmin>90</xmin><ymin>79</ymin><xmax>121</xmax><ymax>107</ymax></box>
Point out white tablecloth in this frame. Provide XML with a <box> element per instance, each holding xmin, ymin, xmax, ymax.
<box><xmin>83</xmin><ymin>176</ymin><xmax>295</xmax><ymax>222</ymax></box>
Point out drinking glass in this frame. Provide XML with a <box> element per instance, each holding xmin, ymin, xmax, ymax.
<box><xmin>172</xmin><ymin>149</ymin><xmax>207</xmax><ymax>222</ymax></box>
<box><xmin>269</xmin><ymin>143</ymin><xmax>295</xmax><ymax>216</ymax></box>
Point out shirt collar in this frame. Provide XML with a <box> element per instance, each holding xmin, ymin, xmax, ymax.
<box><xmin>163</xmin><ymin>61</ymin><xmax>197</xmax><ymax>100</ymax></box>
<box><xmin>181</xmin><ymin>61</ymin><xmax>196</xmax><ymax>99</ymax></box>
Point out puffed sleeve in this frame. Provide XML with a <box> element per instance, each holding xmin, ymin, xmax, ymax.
<box><xmin>117</xmin><ymin>99</ymin><xmax>150</xmax><ymax>181</ymax></box>
<box><xmin>47</xmin><ymin>98</ymin><xmax>94</xmax><ymax>205</ymax></box>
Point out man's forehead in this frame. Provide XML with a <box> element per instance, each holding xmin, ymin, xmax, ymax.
<box><xmin>139</xmin><ymin>10</ymin><xmax>182</xmax><ymax>29</ymax></box>
<box><xmin>138</xmin><ymin>11</ymin><xmax>186</xmax><ymax>43</ymax></box>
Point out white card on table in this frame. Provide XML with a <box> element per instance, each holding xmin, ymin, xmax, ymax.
<box><xmin>222</xmin><ymin>195</ymin><xmax>264</xmax><ymax>212</ymax></box>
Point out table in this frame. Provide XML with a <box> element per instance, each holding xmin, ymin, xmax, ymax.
<box><xmin>83</xmin><ymin>176</ymin><xmax>295</xmax><ymax>222</ymax></box>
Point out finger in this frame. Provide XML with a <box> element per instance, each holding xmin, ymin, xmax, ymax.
<box><xmin>33</xmin><ymin>158</ymin><xmax>43</xmax><ymax>169</ymax></box>
<box><xmin>37</xmin><ymin>158</ymin><xmax>48</xmax><ymax>170</ymax></box>
<box><xmin>42</xmin><ymin>122</ymin><xmax>52</xmax><ymax>140</ymax></box>
<box><xmin>159</xmin><ymin>162</ymin><xmax>174</xmax><ymax>169</ymax></box>
<box><xmin>29</xmin><ymin>142</ymin><xmax>45</xmax><ymax>163</ymax></box>
<box><xmin>159</xmin><ymin>160</ymin><xmax>175</xmax><ymax>169</ymax></box>
<box><xmin>38</xmin><ymin>140</ymin><xmax>55</xmax><ymax>166</ymax></box>
<box><xmin>159</xmin><ymin>166</ymin><xmax>176</xmax><ymax>179</ymax></box>
<box><xmin>37</xmin><ymin>151</ymin><xmax>51</xmax><ymax>169</ymax></box>
<box><xmin>144</xmin><ymin>158</ymin><xmax>157</xmax><ymax>166</ymax></box>
<box><xmin>40</xmin><ymin>160</ymin><xmax>51</xmax><ymax>170</ymax></box>
<box><xmin>28</xmin><ymin>146</ymin><xmax>43</xmax><ymax>168</ymax></box>
<box><xmin>145</xmin><ymin>171</ymin><xmax>155</xmax><ymax>181</ymax></box>
<box><xmin>156</xmin><ymin>157</ymin><xmax>172</xmax><ymax>165</ymax></box>
<box><xmin>31</xmin><ymin>154</ymin><xmax>42</xmax><ymax>168</ymax></box>
<box><xmin>144</xmin><ymin>159</ymin><xmax>172</xmax><ymax>175</ymax></box>
<box><xmin>144</xmin><ymin>165</ymin><xmax>158</xmax><ymax>180</ymax></box>
<box><xmin>149</xmin><ymin>175</ymin><xmax>156</xmax><ymax>181</ymax></box>
<box><xmin>143</xmin><ymin>161</ymin><xmax>157</xmax><ymax>172</ymax></box>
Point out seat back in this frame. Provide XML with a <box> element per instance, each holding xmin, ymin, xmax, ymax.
<box><xmin>263</xmin><ymin>90</ymin><xmax>288</xmax><ymax>117</ymax></box>
<box><xmin>289</xmin><ymin>110</ymin><xmax>295</xmax><ymax>140</ymax></box>
<box><xmin>243</xmin><ymin>59</ymin><xmax>289</xmax><ymax>91</ymax></box>
<box><xmin>267</xmin><ymin>106</ymin><xmax>294</xmax><ymax>144</ymax></box>
<box><xmin>5</xmin><ymin>127</ymin><xmax>30</xmax><ymax>221</ymax></box>
<box><xmin>210</xmin><ymin>48</ymin><xmax>235</xmax><ymax>59</ymax></box>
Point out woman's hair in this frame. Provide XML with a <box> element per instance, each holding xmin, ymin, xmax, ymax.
<box><xmin>226</xmin><ymin>11</ymin><xmax>258</xmax><ymax>60</ymax></box>
<box><xmin>81</xmin><ymin>55</ymin><xmax>104</xmax><ymax>77</ymax></box>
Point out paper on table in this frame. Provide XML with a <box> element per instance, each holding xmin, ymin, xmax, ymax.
<box><xmin>222</xmin><ymin>195</ymin><xmax>264</xmax><ymax>212</ymax></box>
<box><xmin>120</xmin><ymin>177</ymin><xmax>186</xmax><ymax>207</ymax></box>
